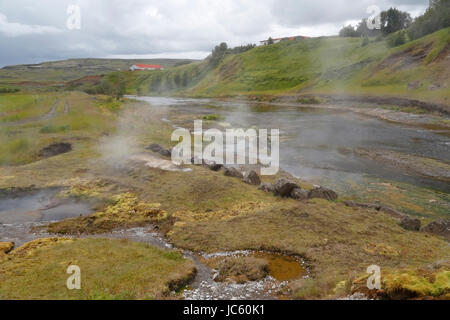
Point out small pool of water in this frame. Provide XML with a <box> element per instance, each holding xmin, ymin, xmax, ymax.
<box><xmin>253</xmin><ymin>252</ymin><xmax>306</xmax><ymax>281</ymax></box>
<box><xmin>0</xmin><ymin>191</ymin><xmax>93</xmax><ymax>224</ymax></box>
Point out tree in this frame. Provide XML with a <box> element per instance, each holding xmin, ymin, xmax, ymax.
<box><xmin>356</xmin><ymin>18</ymin><xmax>381</xmax><ymax>37</ymax></box>
<box><xmin>380</xmin><ymin>8</ymin><xmax>412</xmax><ymax>35</ymax></box>
<box><xmin>339</xmin><ymin>25</ymin><xmax>359</xmax><ymax>37</ymax></box>
<box><xmin>267</xmin><ymin>37</ymin><xmax>274</xmax><ymax>45</ymax></box>
<box><xmin>209</xmin><ymin>42</ymin><xmax>229</xmax><ymax>66</ymax></box>
<box><xmin>408</xmin><ymin>0</ymin><xmax>450</xmax><ymax>40</ymax></box>
<box><xmin>101</xmin><ymin>72</ymin><xmax>126</xmax><ymax>100</ymax></box>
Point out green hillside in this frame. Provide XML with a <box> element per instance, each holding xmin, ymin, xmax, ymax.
<box><xmin>0</xmin><ymin>58</ymin><xmax>197</xmax><ymax>83</ymax></box>
<box><xmin>128</xmin><ymin>28</ymin><xmax>449</xmax><ymax>106</ymax></box>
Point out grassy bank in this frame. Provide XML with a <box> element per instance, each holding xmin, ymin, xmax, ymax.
<box><xmin>122</xmin><ymin>28</ymin><xmax>449</xmax><ymax>107</ymax></box>
<box><xmin>0</xmin><ymin>238</ymin><xmax>195</xmax><ymax>299</ymax></box>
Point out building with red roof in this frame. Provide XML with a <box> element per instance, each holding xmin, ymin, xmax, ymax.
<box><xmin>130</xmin><ymin>64</ymin><xmax>164</xmax><ymax>71</ymax></box>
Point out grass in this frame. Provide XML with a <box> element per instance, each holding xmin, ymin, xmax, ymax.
<box><xmin>166</xmin><ymin>198</ymin><xmax>449</xmax><ymax>298</ymax></box>
<box><xmin>47</xmin><ymin>192</ymin><xmax>168</xmax><ymax>234</ymax></box>
<box><xmin>0</xmin><ymin>238</ymin><xmax>195</xmax><ymax>300</ymax></box>
<box><xmin>0</xmin><ymin>97</ymin><xmax>448</xmax><ymax>300</ymax></box>
<box><xmin>0</xmin><ymin>91</ymin><xmax>118</xmax><ymax>165</ymax></box>
<box><xmin>123</xmin><ymin>28</ymin><xmax>449</xmax><ymax>106</ymax></box>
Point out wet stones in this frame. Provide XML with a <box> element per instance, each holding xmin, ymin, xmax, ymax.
<box><xmin>274</xmin><ymin>179</ymin><xmax>298</xmax><ymax>197</ymax></box>
<box><xmin>224</xmin><ymin>167</ymin><xmax>244</xmax><ymax>179</ymax></box>
<box><xmin>146</xmin><ymin>143</ymin><xmax>171</xmax><ymax>157</ymax></box>
<box><xmin>422</xmin><ymin>219</ymin><xmax>450</xmax><ymax>241</ymax></box>
<box><xmin>307</xmin><ymin>186</ymin><xmax>338</xmax><ymax>201</ymax></box>
<box><xmin>38</xmin><ymin>142</ymin><xmax>72</xmax><ymax>158</ymax></box>
<box><xmin>243</xmin><ymin>170</ymin><xmax>261</xmax><ymax>185</ymax></box>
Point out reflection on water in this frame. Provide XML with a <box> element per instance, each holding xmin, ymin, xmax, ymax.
<box><xmin>132</xmin><ymin>96</ymin><xmax>450</xmax><ymax>193</ymax></box>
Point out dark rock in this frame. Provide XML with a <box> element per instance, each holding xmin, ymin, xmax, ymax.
<box><xmin>38</xmin><ymin>143</ymin><xmax>72</xmax><ymax>158</ymax></box>
<box><xmin>308</xmin><ymin>186</ymin><xmax>338</xmax><ymax>201</ymax></box>
<box><xmin>422</xmin><ymin>219</ymin><xmax>450</xmax><ymax>241</ymax></box>
<box><xmin>224</xmin><ymin>167</ymin><xmax>244</xmax><ymax>179</ymax></box>
<box><xmin>399</xmin><ymin>216</ymin><xmax>421</xmax><ymax>231</ymax></box>
<box><xmin>243</xmin><ymin>170</ymin><xmax>261</xmax><ymax>185</ymax></box>
<box><xmin>204</xmin><ymin>161</ymin><xmax>223</xmax><ymax>171</ymax></box>
<box><xmin>146</xmin><ymin>143</ymin><xmax>171</xmax><ymax>157</ymax></box>
<box><xmin>258</xmin><ymin>183</ymin><xmax>275</xmax><ymax>193</ymax></box>
<box><xmin>291</xmin><ymin>188</ymin><xmax>308</xmax><ymax>200</ymax></box>
<box><xmin>274</xmin><ymin>178</ymin><xmax>298</xmax><ymax>197</ymax></box>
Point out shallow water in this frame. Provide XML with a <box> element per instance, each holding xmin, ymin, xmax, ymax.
<box><xmin>132</xmin><ymin>96</ymin><xmax>450</xmax><ymax>193</ymax></box>
<box><xmin>0</xmin><ymin>191</ymin><xmax>92</xmax><ymax>224</ymax></box>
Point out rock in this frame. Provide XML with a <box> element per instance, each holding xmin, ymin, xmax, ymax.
<box><xmin>224</xmin><ymin>167</ymin><xmax>243</xmax><ymax>179</ymax></box>
<box><xmin>399</xmin><ymin>216</ymin><xmax>421</xmax><ymax>231</ymax></box>
<box><xmin>38</xmin><ymin>142</ymin><xmax>72</xmax><ymax>158</ymax></box>
<box><xmin>428</xmin><ymin>83</ymin><xmax>441</xmax><ymax>90</ymax></box>
<box><xmin>243</xmin><ymin>170</ymin><xmax>261</xmax><ymax>185</ymax></box>
<box><xmin>308</xmin><ymin>186</ymin><xmax>338</xmax><ymax>201</ymax></box>
<box><xmin>0</xmin><ymin>242</ymin><xmax>15</xmax><ymax>255</ymax></box>
<box><xmin>291</xmin><ymin>188</ymin><xmax>308</xmax><ymax>200</ymax></box>
<box><xmin>407</xmin><ymin>81</ymin><xmax>422</xmax><ymax>90</ymax></box>
<box><xmin>146</xmin><ymin>143</ymin><xmax>171</xmax><ymax>157</ymax></box>
<box><xmin>204</xmin><ymin>161</ymin><xmax>223</xmax><ymax>171</ymax></box>
<box><xmin>422</xmin><ymin>219</ymin><xmax>450</xmax><ymax>241</ymax></box>
<box><xmin>274</xmin><ymin>178</ymin><xmax>298</xmax><ymax>197</ymax></box>
<box><xmin>258</xmin><ymin>183</ymin><xmax>275</xmax><ymax>193</ymax></box>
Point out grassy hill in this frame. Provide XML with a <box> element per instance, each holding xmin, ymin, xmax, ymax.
<box><xmin>0</xmin><ymin>58</ymin><xmax>196</xmax><ymax>83</ymax></box>
<box><xmin>127</xmin><ymin>28</ymin><xmax>449</xmax><ymax>106</ymax></box>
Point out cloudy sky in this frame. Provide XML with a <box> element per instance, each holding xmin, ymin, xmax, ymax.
<box><xmin>0</xmin><ymin>0</ymin><xmax>429</xmax><ymax>67</ymax></box>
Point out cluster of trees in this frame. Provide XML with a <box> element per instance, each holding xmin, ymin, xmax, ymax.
<box><xmin>209</xmin><ymin>42</ymin><xmax>256</xmax><ymax>66</ymax></box>
<box><xmin>339</xmin><ymin>0</ymin><xmax>449</xmax><ymax>45</ymax></box>
<box><xmin>408</xmin><ymin>0</ymin><xmax>450</xmax><ymax>40</ymax></box>
<box><xmin>0</xmin><ymin>87</ymin><xmax>20</xmax><ymax>93</ymax></box>
<box><xmin>339</xmin><ymin>8</ymin><xmax>411</xmax><ymax>38</ymax></box>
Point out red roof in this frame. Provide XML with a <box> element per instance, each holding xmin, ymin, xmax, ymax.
<box><xmin>135</xmin><ymin>64</ymin><xmax>163</xmax><ymax>68</ymax></box>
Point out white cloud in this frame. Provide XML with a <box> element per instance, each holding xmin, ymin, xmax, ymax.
<box><xmin>0</xmin><ymin>0</ymin><xmax>429</xmax><ymax>66</ymax></box>
<box><xmin>0</xmin><ymin>12</ymin><xmax>62</xmax><ymax>37</ymax></box>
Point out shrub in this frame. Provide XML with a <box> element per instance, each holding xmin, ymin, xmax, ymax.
<box><xmin>40</xmin><ymin>125</ymin><xmax>70</xmax><ymax>133</ymax></box>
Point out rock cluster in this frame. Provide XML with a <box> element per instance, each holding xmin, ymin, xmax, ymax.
<box><xmin>146</xmin><ymin>143</ymin><xmax>171</xmax><ymax>157</ymax></box>
<box><xmin>243</xmin><ymin>170</ymin><xmax>261</xmax><ymax>185</ymax></box>
<box><xmin>422</xmin><ymin>219</ymin><xmax>450</xmax><ymax>241</ymax></box>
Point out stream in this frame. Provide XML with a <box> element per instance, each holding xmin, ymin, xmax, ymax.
<box><xmin>0</xmin><ymin>190</ymin><xmax>305</xmax><ymax>300</ymax></box>
<box><xmin>131</xmin><ymin>96</ymin><xmax>450</xmax><ymax>195</ymax></box>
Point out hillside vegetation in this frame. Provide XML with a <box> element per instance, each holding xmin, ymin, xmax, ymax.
<box><xmin>125</xmin><ymin>28</ymin><xmax>449</xmax><ymax>106</ymax></box>
<box><xmin>0</xmin><ymin>58</ymin><xmax>197</xmax><ymax>83</ymax></box>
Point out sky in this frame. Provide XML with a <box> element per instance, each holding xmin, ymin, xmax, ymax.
<box><xmin>0</xmin><ymin>0</ymin><xmax>429</xmax><ymax>67</ymax></box>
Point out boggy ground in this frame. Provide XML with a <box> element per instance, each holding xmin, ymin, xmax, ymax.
<box><xmin>0</xmin><ymin>92</ymin><xmax>449</xmax><ymax>299</ymax></box>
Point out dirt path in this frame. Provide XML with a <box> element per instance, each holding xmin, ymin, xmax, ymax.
<box><xmin>2</xmin><ymin>100</ymin><xmax>60</xmax><ymax>126</ymax></box>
